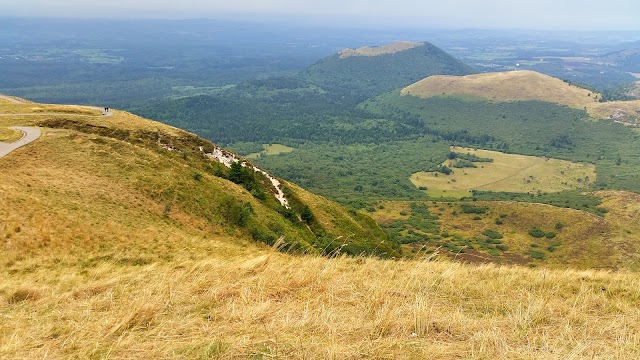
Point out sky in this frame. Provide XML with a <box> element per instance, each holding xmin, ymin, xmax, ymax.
<box><xmin>2</xmin><ymin>0</ymin><xmax>640</xmax><ymax>30</ymax></box>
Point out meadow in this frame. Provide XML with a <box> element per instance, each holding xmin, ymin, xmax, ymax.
<box><xmin>371</xmin><ymin>190</ymin><xmax>640</xmax><ymax>269</ymax></box>
<box><xmin>411</xmin><ymin>146</ymin><xmax>596</xmax><ymax>197</ymax></box>
<box><xmin>245</xmin><ymin>144</ymin><xmax>295</xmax><ymax>159</ymax></box>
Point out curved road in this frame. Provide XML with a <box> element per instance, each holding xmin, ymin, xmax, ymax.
<box><xmin>0</xmin><ymin>94</ymin><xmax>110</xmax><ymax>157</ymax></box>
<box><xmin>0</xmin><ymin>127</ymin><xmax>41</xmax><ymax>158</ymax></box>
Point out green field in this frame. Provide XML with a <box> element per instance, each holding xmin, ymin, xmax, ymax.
<box><xmin>411</xmin><ymin>146</ymin><xmax>596</xmax><ymax>196</ymax></box>
<box><xmin>245</xmin><ymin>144</ymin><xmax>295</xmax><ymax>159</ymax></box>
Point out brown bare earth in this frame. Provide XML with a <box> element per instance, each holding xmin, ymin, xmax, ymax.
<box><xmin>338</xmin><ymin>41</ymin><xmax>423</xmax><ymax>58</ymax></box>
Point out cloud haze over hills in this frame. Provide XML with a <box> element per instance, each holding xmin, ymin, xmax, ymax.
<box><xmin>2</xmin><ymin>0</ymin><xmax>640</xmax><ymax>30</ymax></box>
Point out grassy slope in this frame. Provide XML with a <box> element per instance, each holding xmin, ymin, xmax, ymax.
<box><xmin>402</xmin><ymin>70</ymin><xmax>599</xmax><ymax>107</ymax></box>
<box><xmin>3</xmin><ymin>248</ymin><xmax>640</xmax><ymax>358</ymax></box>
<box><xmin>371</xmin><ymin>192</ymin><xmax>640</xmax><ymax>270</ymax></box>
<box><xmin>1</xmin><ymin>101</ymin><xmax>640</xmax><ymax>358</ymax></box>
<box><xmin>402</xmin><ymin>70</ymin><xmax>640</xmax><ymax>120</ymax></box>
<box><xmin>0</xmin><ymin>100</ymin><xmax>396</xmax><ymax>258</ymax></box>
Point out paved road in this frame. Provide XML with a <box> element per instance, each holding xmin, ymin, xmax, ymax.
<box><xmin>0</xmin><ymin>127</ymin><xmax>41</xmax><ymax>158</ymax></box>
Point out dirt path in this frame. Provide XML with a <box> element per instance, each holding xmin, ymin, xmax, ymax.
<box><xmin>0</xmin><ymin>127</ymin><xmax>41</xmax><ymax>158</ymax></box>
<box><xmin>0</xmin><ymin>95</ymin><xmax>26</xmax><ymax>104</ymax></box>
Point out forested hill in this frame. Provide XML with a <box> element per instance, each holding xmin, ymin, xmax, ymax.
<box><xmin>135</xmin><ymin>40</ymin><xmax>478</xmax><ymax>146</ymax></box>
<box><xmin>300</xmin><ymin>41</ymin><xmax>477</xmax><ymax>96</ymax></box>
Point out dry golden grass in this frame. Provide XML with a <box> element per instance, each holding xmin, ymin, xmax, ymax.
<box><xmin>371</xmin><ymin>199</ymin><xmax>630</xmax><ymax>269</ymax></box>
<box><xmin>2</xmin><ymin>250</ymin><xmax>640</xmax><ymax>358</ymax></box>
<box><xmin>2</xmin><ymin>100</ymin><xmax>640</xmax><ymax>358</ymax></box>
<box><xmin>400</xmin><ymin>70</ymin><xmax>640</xmax><ymax>121</ymax></box>
<box><xmin>0</xmin><ymin>127</ymin><xmax>23</xmax><ymax>142</ymax></box>
<box><xmin>0</xmin><ymin>102</ymin><xmax>102</xmax><ymax>116</ymax></box>
<box><xmin>410</xmin><ymin>147</ymin><xmax>596</xmax><ymax>197</ymax></box>
<box><xmin>339</xmin><ymin>41</ymin><xmax>422</xmax><ymax>58</ymax></box>
<box><xmin>0</xmin><ymin>95</ymin><xmax>30</xmax><ymax>105</ymax></box>
<box><xmin>586</xmin><ymin>100</ymin><xmax>640</xmax><ymax>121</ymax></box>
<box><xmin>401</xmin><ymin>70</ymin><xmax>599</xmax><ymax>107</ymax></box>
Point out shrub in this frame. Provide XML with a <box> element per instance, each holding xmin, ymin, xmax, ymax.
<box><xmin>495</xmin><ymin>218</ymin><xmax>503</xmax><ymax>225</ymax></box>
<box><xmin>452</xmin><ymin>159</ymin><xmax>477</xmax><ymax>168</ymax></box>
<box><xmin>528</xmin><ymin>228</ymin><xmax>546</xmax><ymax>238</ymax></box>
<box><xmin>219</xmin><ymin>196</ymin><xmax>253</xmax><ymax>227</ymax></box>
<box><xmin>554</xmin><ymin>222</ymin><xmax>565</xmax><ymax>230</ymax></box>
<box><xmin>530</xmin><ymin>251</ymin><xmax>546</xmax><ymax>260</ymax></box>
<box><xmin>531</xmin><ymin>243</ymin><xmax>539</xmax><ymax>248</ymax></box>
<box><xmin>461</xmin><ymin>204</ymin><xmax>488</xmax><ymax>214</ymax></box>
<box><xmin>472</xmin><ymin>216</ymin><xmax>482</xmax><ymax>220</ymax></box>
<box><xmin>301</xmin><ymin>205</ymin><xmax>315</xmax><ymax>223</ymax></box>
<box><xmin>496</xmin><ymin>244</ymin><xmax>508</xmax><ymax>251</ymax></box>
<box><xmin>545</xmin><ymin>232</ymin><xmax>556</xmax><ymax>239</ymax></box>
<box><xmin>436</xmin><ymin>165</ymin><xmax>453</xmax><ymax>175</ymax></box>
<box><xmin>482</xmin><ymin>229</ymin><xmax>503</xmax><ymax>240</ymax></box>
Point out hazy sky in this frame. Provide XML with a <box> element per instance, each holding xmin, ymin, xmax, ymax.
<box><xmin>2</xmin><ymin>0</ymin><xmax>639</xmax><ymax>30</ymax></box>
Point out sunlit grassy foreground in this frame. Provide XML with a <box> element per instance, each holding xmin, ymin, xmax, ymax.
<box><xmin>2</xmin><ymin>248</ymin><xmax>640</xmax><ymax>359</ymax></box>
<box><xmin>1</xmin><ymin>97</ymin><xmax>639</xmax><ymax>358</ymax></box>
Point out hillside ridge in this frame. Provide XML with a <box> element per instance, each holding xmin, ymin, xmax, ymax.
<box><xmin>402</xmin><ymin>70</ymin><xmax>599</xmax><ymax>106</ymax></box>
<box><xmin>402</xmin><ymin>70</ymin><xmax>640</xmax><ymax>123</ymax></box>
<box><xmin>0</xmin><ymin>97</ymin><xmax>397</xmax><ymax>257</ymax></box>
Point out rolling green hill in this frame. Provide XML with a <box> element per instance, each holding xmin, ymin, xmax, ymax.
<box><xmin>300</xmin><ymin>41</ymin><xmax>477</xmax><ymax>96</ymax></box>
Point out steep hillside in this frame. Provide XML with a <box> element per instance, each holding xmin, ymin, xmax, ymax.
<box><xmin>3</xmin><ymin>98</ymin><xmax>640</xmax><ymax>359</ymax></box>
<box><xmin>301</xmin><ymin>41</ymin><xmax>476</xmax><ymax>96</ymax></box>
<box><xmin>0</xmin><ymin>97</ymin><xmax>398</xmax><ymax>258</ymax></box>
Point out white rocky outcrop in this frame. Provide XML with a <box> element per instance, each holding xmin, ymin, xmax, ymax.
<box><xmin>199</xmin><ymin>146</ymin><xmax>290</xmax><ymax>209</ymax></box>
